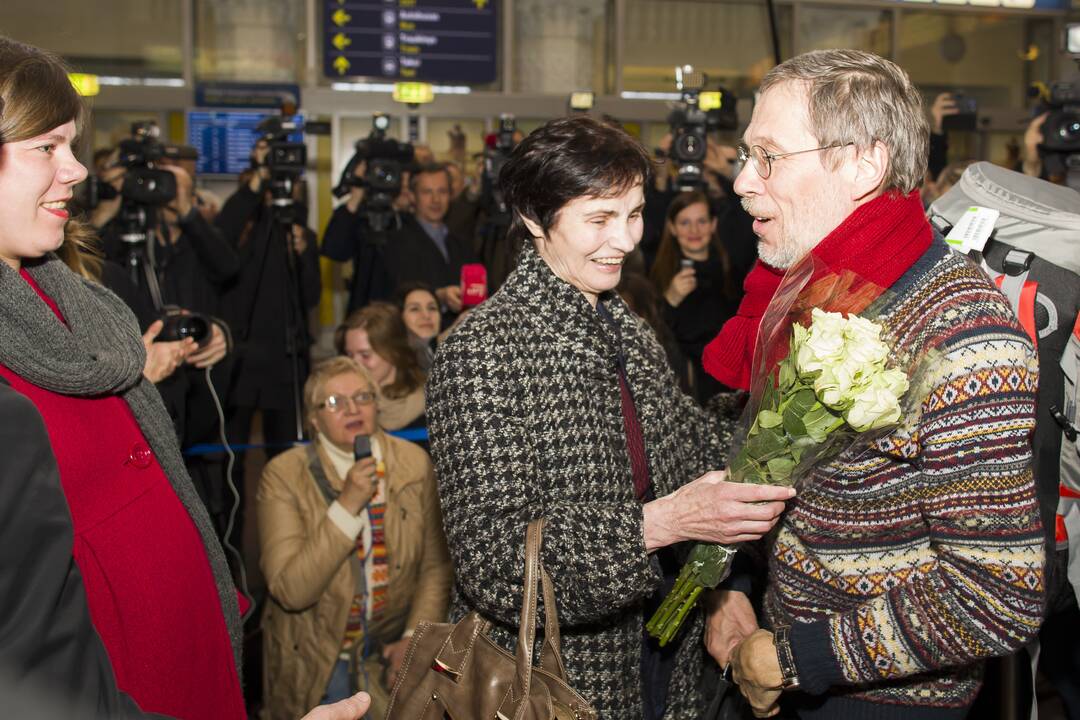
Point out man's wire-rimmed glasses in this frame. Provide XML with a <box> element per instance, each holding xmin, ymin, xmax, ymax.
<box><xmin>737</xmin><ymin>142</ymin><xmax>854</xmax><ymax>179</ymax></box>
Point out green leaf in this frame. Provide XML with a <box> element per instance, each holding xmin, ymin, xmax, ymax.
<box><xmin>757</xmin><ymin>409</ymin><xmax>783</xmax><ymax>428</ymax></box>
<box><xmin>782</xmin><ymin>407</ymin><xmax>807</xmax><ymax>437</ymax></box>
<box><xmin>789</xmin><ymin>388</ymin><xmax>818</xmax><ymax>415</ymax></box>
<box><xmin>766</xmin><ymin>456</ymin><xmax>796</xmax><ymax>483</ymax></box>
<box><xmin>778</xmin><ymin>360</ymin><xmax>796</xmax><ymax>392</ymax></box>
<box><xmin>761</xmin><ymin>375</ymin><xmax>777</xmax><ymax>413</ymax></box>
<box><xmin>747</xmin><ymin>426</ymin><xmax>787</xmax><ymax>459</ymax></box>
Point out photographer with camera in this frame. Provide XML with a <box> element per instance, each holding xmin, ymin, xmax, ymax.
<box><xmin>321</xmin><ymin>115</ymin><xmax>418</xmax><ymax>313</ymax></box>
<box><xmin>216</xmin><ymin>132</ymin><xmax>321</xmax><ymax>493</ymax></box>
<box><xmin>90</xmin><ymin>127</ymin><xmax>240</xmax><ymax>541</ymax></box>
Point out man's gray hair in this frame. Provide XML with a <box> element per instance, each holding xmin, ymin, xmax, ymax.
<box><xmin>760</xmin><ymin>49</ymin><xmax>928</xmax><ymax>194</ymax></box>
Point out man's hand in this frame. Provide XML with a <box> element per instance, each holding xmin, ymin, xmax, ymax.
<box><xmin>705</xmin><ymin>589</ymin><xmax>759</xmax><ymax>668</ymax></box>
<box><xmin>643</xmin><ymin>471</ymin><xmax>793</xmax><ymax>551</ymax></box>
<box><xmin>664</xmin><ymin>267</ymin><xmax>697</xmax><ymax>306</ymax></box>
<box><xmin>705</xmin><ymin>143</ymin><xmax>738</xmax><ymax>179</ymax></box>
<box><xmin>299</xmin><ymin>692</ymin><xmax>371</xmax><ymax>720</ymax></box>
<box><xmin>89</xmin><ymin>166</ymin><xmax>126</xmax><ymax>230</ymax></box>
<box><xmin>163</xmin><ymin>165</ymin><xmax>194</xmax><ymax>219</ymax></box>
<box><xmin>383</xmin><ymin>636</ymin><xmax>412</xmax><ymax>689</ymax></box>
<box><xmin>339</xmin><ymin>457</ymin><xmax>378</xmax><ymax>515</ymax></box>
<box><xmin>1022</xmin><ymin>113</ymin><xmax>1048</xmax><ymax>178</ymax></box>
<box><xmin>930</xmin><ymin>92</ymin><xmax>959</xmax><ymax>135</ymax></box>
<box><xmin>142</xmin><ymin>320</ymin><xmax>196</xmax><ymax>383</ymax></box>
<box><xmin>436</xmin><ymin>285</ymin><xmax>463</xmax><ymax>313</ymax></box>
<box><xmin>186</xmin><ymin>321</ymin><xmax>228</xmax><ymax>369</ymax></box>
<box><xmin>731</xmin><ymin>629</ymin><xmax>783</xmax><ymax>718</ymax></box>
<box><xmin>291</xmin><ymin>225</ymin><xmax>309</xmax><ymax>255</ymax></box>
<box><xmin>248</xmin><ymin>142</ymin><xmax>271</xmax><ymax>193</ymax></box>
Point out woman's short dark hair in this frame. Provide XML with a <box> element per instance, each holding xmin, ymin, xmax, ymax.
<box><xmin>499</xmin><ymin>116</ymin><xmax>652</xmax><ymax>246</ymax></box>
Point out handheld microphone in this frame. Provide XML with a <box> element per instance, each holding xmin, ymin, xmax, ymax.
<box><xmin>354</xmin><ymin>435</ymin><xmax>373</xmax><ymax>462</ymax></box>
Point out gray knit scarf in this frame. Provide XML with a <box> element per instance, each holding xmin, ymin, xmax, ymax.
<box><xmin>0</xmin><ymin>254</ymin><xmax>243</xmax><ymax>675</ymax></box>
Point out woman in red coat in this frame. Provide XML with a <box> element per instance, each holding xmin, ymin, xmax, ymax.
<box><xmin>0</xmin><ymin>34</ymin><xmax>376</xmax><ymax>720</ymax></box>
<box><xmin>0</xmin><ymin>35</ymin><xmax>246</xmax><ymax>720</ymax></box>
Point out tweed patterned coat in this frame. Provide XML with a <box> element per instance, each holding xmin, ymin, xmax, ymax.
<box><xmin>427</xmin><ymin>241</ymin><xmax>734</xmax><ymax>718</ymax></box>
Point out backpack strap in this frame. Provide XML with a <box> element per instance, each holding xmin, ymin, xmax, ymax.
<box><xmin>981</xmin><ymin>252</ymin><xmax>1040</xmax><ymax>345</ymax></box>
<box><xmin>1055</xmin><ymin>312</ymin><xmax>1080</xmax><ymax>551</ymax></box>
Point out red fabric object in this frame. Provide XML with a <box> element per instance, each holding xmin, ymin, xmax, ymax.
<box><xmin>615</xmin><ymin>368</ymin><xmax>651</xmax><ymax>501</ymax></box>
<box><xmin>0</xmin><ymin>272</ymin><xmax>244</xmax><ymax>720</ymax></box>
<box><xmin>702</xmin><ymin>191</ymin><xmax>932</xmax><ymax>390</ymax></box>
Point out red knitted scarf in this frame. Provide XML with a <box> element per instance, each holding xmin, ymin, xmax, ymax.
<box><xmin>702</xmin><ymin>191</ymin><xmax>931</xmax><ymax>390</ymax></box>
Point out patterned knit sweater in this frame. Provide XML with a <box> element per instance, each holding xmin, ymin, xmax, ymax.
<box><xmin>766</xmin><ymin>240</ymin><xmax>1045</xmax><ymax>718</ymax></box>
<box><xmin>426</xmin><ymin>242</ymin><xmax>735</xmax><ymax>719</ymax></box>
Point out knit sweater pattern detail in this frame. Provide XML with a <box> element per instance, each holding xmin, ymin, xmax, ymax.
<box><xmin>427</xmin><ymin>242</ymin><xmax>737</xmax><ymax>719</ymax></box>
<box><xmin>767</xmin><ymin>241</ymin><xmax>1045</xmax><ymax>712</ymax></box>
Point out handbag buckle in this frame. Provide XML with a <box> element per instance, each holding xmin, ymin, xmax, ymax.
<box><xmin>431</xmin><ymin>658</ymin><xmax>461</xmax><ymax>681</ymax></box>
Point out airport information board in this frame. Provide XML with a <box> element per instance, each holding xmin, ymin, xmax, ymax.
<box><xmin>186</xmin><ymin>110</ymin><xmax>303</xmax><ymax>176</ymax></box>
<box><xmin>323</xmin><ymin>0</ymin><xmax>497</xmax><ymax>83</ymax></box>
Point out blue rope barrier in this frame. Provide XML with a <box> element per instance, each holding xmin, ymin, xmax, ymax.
<box><xmin>182</xmin><ymin>427</ymin><xmax>429</xmax><ymax>457</ymax></box>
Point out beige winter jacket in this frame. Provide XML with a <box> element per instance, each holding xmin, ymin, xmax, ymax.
<box><xmin>257</xmin><ymin>433</ymin><xmax>451</xmax><ymax>720</ymax></box>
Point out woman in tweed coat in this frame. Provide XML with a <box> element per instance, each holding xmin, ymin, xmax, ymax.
<box><xmin>426</xmin><ymin>117</ymin><xmax>794</xmax><ymax>719</ymax></box>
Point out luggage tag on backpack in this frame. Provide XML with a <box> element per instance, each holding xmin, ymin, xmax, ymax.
<box><xmin>945</xmin><ymin>206</ymin><xmax>999</xmax><ymax>255</ymax></box>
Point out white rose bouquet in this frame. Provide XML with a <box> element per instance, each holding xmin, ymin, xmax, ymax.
<box><xmin>647</xmin><ymin>267</ymin><xmax>913</xmax><ymax>647</ymax></box>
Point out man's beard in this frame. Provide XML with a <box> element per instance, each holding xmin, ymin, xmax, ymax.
<box><xmin>742</xmin><ymin>192</ymin><xmax>842</xmax><ymax>270</ymax></box>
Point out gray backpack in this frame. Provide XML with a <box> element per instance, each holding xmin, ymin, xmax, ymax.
<box><xmin>929</xmin><ymin>161</ymin><xmax>1080</xmax><ymax>601</ymax></box>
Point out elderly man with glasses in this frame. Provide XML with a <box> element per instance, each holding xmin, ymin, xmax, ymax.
<box><xmin>256</xmin><ymin>356</ymin><xmax>451</xmax><ymax>720</ymax></box>
<box><xmin>702</xmin><ymin>49</ymin><xmax>1045</xmax><ymax>719</ymax></box>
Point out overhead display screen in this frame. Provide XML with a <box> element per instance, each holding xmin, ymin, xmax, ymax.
<box><xmin>323</xmin><ymin>1</ymin><xmax>497</xmax><ymax>84</ymax></box>
<box><xmin>186</xmin><ymin>110</ymin><xmax>303</xmax><ymax>176</ymax></box>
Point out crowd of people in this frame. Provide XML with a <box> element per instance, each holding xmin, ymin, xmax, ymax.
<box><xmin>0</xmin><ymin>26</ymin><xmax>1077</xmax><ymax>720</ymax></box>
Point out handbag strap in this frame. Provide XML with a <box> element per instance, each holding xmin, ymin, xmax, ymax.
<box><xmin>498</xmin><ymin>518</ymin><xmax>572</xmax><ymax>720</ymax></box>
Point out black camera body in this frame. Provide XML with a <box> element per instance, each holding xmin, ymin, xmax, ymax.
<box><xmin>255</xmin><ymin>113</ymin><xmax>328</xmax><ymax>225</ymax></box>
<box><xmin>257</xmin><ymin>116</ymin><xmax>308</xmax><ymax>177</ymax></box>
<box><xmin>155</xmin><ymin>308</ymin><xmax>212</xmax><ymax>347</ymax></box>
<box><xmin>666</xmin><ymin>68</ymin><xmax>738</xmax><ymax>190</ymax></box>
<box><xmin>669</xmin><ymin>101</ymin><xmax>709</xmax><ymax>189</ymax></box>
<box><xmin>1041</xmin><ymin>81</ymin><xmax>1080</xmax><ymax>153</ymax></box>
<box><xmin>333</xmin><ymin>115</ymin><xmax>415</xmax><ymax>232</ymax></box>
<box><xmin>86</xmin><ymin>122</ymin><xmax>179</xmax><ymax>246</ymax></box>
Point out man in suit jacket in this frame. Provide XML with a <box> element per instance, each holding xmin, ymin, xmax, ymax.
<box><xmin>384</xmin><ymin>163</ymin><xmax>480</xmax><ymax>323</ymax></box>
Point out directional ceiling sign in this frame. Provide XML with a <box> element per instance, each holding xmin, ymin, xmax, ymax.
<box><xmin>324</xmin><ymin>0</ymin><xmax>498</xmax><ymax>84</ymax></box>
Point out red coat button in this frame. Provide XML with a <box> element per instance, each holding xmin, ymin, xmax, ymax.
<box><xmin>126</xmin><ymin>442</ymin><xmax>153</xmax><ymax>469</ymax></box>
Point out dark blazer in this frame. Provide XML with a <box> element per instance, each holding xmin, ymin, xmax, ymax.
<box><xmin>320</xmin><ymin>204</ymin><xmax>406</xmax><ymax>313</ymax></box>
<box><xmin>0</xmin><ymin>378</ymin><xmax>164</xmax><ymax>719</ymax></box>
<box><xmin>426</xmin><ymin>242</ymin><xmax>735</xmax><ymax>718</ymax></box>
<box><xmin>384</xmin><ymin>214</ymin><xmax>478</xmax><ymax>298</ymax></box>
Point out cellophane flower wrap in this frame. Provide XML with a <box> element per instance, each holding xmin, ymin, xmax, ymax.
<box><xmin>646</xmin><ymin>256</ymin><xmax>921</xmax><ymax>647</ymax></box>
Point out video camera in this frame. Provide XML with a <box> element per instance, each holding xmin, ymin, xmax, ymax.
<box><xmin>664</xmin><ymin>66</ymin><xmax>738</xmax><ymax>190</ymax></box>
<box><xmin>480</xmin><ymin>113</ymin><xmax>518</xmax><ymax>222</ymax></box>
<box><xmin>1037</xmin><ymin>25</ymin><xmax>1080</xmax><ymax>189</ymax></box>
<box><xmin>254</xmin><ymin>111</ymin><xmax>328</xmax><ymax>225</ymax></box>
<box><xmin>87</xmin><ymin>121</ymin><xmax>178</xmax><ymax>244</ymax></box>
<box><xmin>1041</xmin><ymin>82</ymin><xmax>1080</xmax><ymax>154</ymax></box>
<box><xmin>333</xmin><ymin>114</ymin><xmax>415</xmax><ymax>232</ymax></box>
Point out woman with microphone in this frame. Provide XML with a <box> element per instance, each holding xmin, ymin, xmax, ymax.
<box><xmin>257</xmin><ymin>357</ymin><xmax>451</xmax><ymax>720</ymax></box>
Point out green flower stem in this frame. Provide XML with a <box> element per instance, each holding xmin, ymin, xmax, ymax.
<box><xmin>646</xmin><ymin>544</ymin><xmax>736</xmax><ymax>646</ymax></box>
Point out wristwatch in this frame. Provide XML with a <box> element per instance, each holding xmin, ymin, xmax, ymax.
<box><xmin>773</xmin><ymin>625</ymin><xmax>801</xmax><ymax>690</ymax></box>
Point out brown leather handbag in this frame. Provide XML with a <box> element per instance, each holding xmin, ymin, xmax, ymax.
<box><xmin>384</xmin><ymin>518</ymin><xmax>597</xmax><ymax>720</ymax></box>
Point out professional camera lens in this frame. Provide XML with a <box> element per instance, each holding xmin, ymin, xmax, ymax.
<box><xmin>675</xmin><ymin>132</ymin><xmax>707</xmax><ymax>162</ymax></box>
<box><xmin>1057</xmin><ymin>116</ymin><xmax>1080</xmax><ymax>144</ymax></box>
